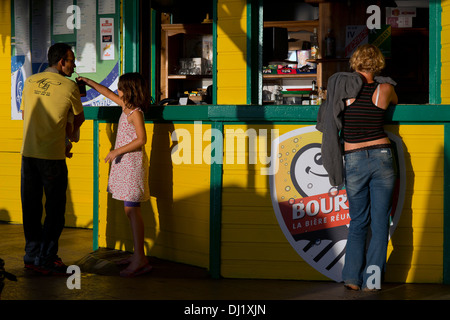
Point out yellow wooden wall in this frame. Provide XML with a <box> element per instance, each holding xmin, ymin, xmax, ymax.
<box><xmin>220</xmin><ymin>124</ymin><xmax>444</xmax><ymax>283</ymax></box>
<box><xmin>442</xmin><ymin>1</ymin><xmax>450</xmax><ymax>103</ymax></box>
<box><xmin>216</xmin><ymin>0</ymin><xmax>248</xmax><ymax>104</ymax></box>
<box><xmin>0</xmin><ymin>1</ymin><xmax>17</xmax><ymax>223</ymax></box>
<box><xmin>0</xmin><ymin>1</ymin><xmax>94</xmax><ymax>228</ymax></box>
<box><xmin>97</xmin><ymin>122</ymin><xmax>211</xmax><ymax>268</ymax></box>
<box><xmin>221</xmin><ymin>124</ymin><xmax>328</xmax><ymax>280</ymax></box>
<box><xmin>385</xmin><ymin>125</ymin><xmax>444</xmax><ymax>283</ymax></box>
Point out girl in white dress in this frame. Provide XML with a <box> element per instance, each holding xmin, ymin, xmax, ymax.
<box><xmin>78</xmin><ymin>73</ymin><xmax>151</xmax><ymax>277</ymax></box>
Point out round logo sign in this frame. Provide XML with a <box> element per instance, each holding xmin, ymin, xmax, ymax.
<box><xmin>269</xmin><ymin>126</ymin><xmax>405</xmax><ymax>282</ymax></box>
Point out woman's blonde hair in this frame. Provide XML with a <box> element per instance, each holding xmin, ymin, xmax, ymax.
<box><xmin>349</xmin><ymin>44</ymin><xmax>385</xmax><ymax>74</ymax></box>
<box><xmin>118</xmin><ymin>72</ymin><xmax>150</xmax><ymax>111</ymax></box>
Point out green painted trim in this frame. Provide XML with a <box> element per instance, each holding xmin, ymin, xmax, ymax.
<box><xmin>209</xmin><ymin>121</ymin><xmax>224</xmax><ymax>279</ymax></box>
<box><xmin>444</xmin><ymin>124</ymin><xmax>450</xmax><ymax>284</ymax></box>
<box><xmin>430</xmin><ymin>1</ymin><xmax>442</xmax><ymax>104</ymax></box>
<box><xmin>256</xmin><ymin>1</ymin><xmax>263</xmax><ymax>105</ymax></box>
<box><xmin>151</xmin><ymin>9</ymin><xmax>157</xmax><ymax>99</ymax></box>
<box><xmin>246</xmin><ymin>0</ymin><xmax>263</xmax><ymax>105</ymax></box>
<box><xmin>85</xmin><ymin>104</ymin><xmax>450</xmax><ymax>123</ymax></box>
<box><xmin>92</xmin><ymin>120</ymin><xmax>99</xmax><ymax>250</ymax></box>
<box><xmin>123</xmin><ymin>0</ymin><xmax>139</xmax><ymax>73</ymax></box>
<box><xmin>84</xmin><ymin>106</ymin><xmax>122</xmax><ymax>121</ymax></box>
<box><xmin>212</xmin><ymin>1</ymin><xmax>217</xmax><ymax>105</ymax></box>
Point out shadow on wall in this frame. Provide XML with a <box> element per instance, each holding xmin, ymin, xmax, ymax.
<box><xmin>103</xmin><ymin>122</ymin><xmax>177</xmax><ymax>258</ymax></box>
<box><xmin>386</xmin><ymin>126</ymin><xmax>413</xmax><ymax>283</ymax></box>
<box><xmin>0</xmin><ymin>211</ymin><xmax>11</xmax><ymax>223</ymax></box>
<box><xmin>97</xmin><ymin>121</ymin><xmax>423</xmax><ymax>281</ymax></box>
<box><xmin>387</xmin><ymin>134</ymin><xmax>444</xmax><ymax>283</ymax></box>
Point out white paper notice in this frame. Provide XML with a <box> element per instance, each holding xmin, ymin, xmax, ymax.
<box><xmin>31</xmin><ymin>0</ymin><xmax>51</xmax><ymax>64</ymax></box>
<box><xmin>98</xmin><ymin>0</ymin><xmax>116</xmax><ymax>15</ymax></box>
<box><xmin>76</xmin><ymin>0</ymin><xmax>97</xmax><ymax>73</ymax></box>
<box><xmin>14</xmin><ymin>0</ymin><xmax>30</xmax><ymax>56</ymax></box>
<box><xmin>53</xmin><ymin>0</ymin><xmax>74</xmax><ymax>35</ymax></box>
<box><xmin>100</xmin><ymin>18</ymin><xmax>115</xmax><ymax>60</ymax></box>
<box><xmin>12</xmin><ymin>0</ymin><xmax>32</xmax><ymax>120</ymax></box>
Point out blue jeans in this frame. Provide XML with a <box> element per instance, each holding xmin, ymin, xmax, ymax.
<box><xmin>21</xmin><ymin>156</ymin><xmax>68</xmax><ymax>265</ymax></box>
<box><xmin>342</xmin><ymin>147</ymin><xmax>396</xmax><ymax>288</ymax></box>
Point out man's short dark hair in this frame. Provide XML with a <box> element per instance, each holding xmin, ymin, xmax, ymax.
<box><xmin>48</xmin><ymin>43</ymin><xmax>72</xmax><ymax>67</ymax></box>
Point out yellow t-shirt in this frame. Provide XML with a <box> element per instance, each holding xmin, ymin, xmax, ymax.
<box><xmin>21</xmin><ymin>70</ymin><xmax>84</xmax><ymax>160</ymax></box>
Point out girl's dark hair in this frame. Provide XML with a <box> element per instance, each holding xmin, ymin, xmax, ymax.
<box><xmin>118</xmin><ymin>73</ymin><xmax>151</xmax><ymax>112</ymax></box>
<box><xmin>48</xmin><ymin>43</ymin><xmax>72</xmax><ymax>66</ymax></box>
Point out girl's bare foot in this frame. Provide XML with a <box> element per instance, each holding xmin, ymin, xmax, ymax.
<box><xmin>116</xmin><ymin>256</ymin><xmax>132</xmax><ymax>266</ymax></box>
<box><xmin>119</xmin><ymin>255</ymin><xmax>151</xmax><ymax>277</ymax></box>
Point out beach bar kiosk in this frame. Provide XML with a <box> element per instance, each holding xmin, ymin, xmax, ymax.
<box><xmin>1</xmin><ymin>0</ymin><xmax>450</xmax><ymax>284</ymax></box>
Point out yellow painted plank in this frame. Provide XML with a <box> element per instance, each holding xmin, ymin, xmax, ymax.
<box><xmin>221</xmin><ymin>242</ymin><xmax>301</xmax><ymax>261</ymax></box>
<box><xmin>215</xmin><ymin>67</ymin><xmax>247</xmax><ymax>83</ymax></box>
<box><xmin>217</xmin><ymin>89</ymin><xmax>247</xmax><ymax>104</ymax></box>
<box><xmin>409</xmin><ymin>193</ymin><xmax>443</xmax><ymax>210</ymax></box>
<box><xmin>221</xmin><ymin>260</ymin><xmax>328</xmax><ymax>281</ymax></box>
<box><xmin>217</xmin><ymin>35</ymin><xmax>247</xmax><ymax>54</ymax></box>
<box><xmin>386</xmin><ymin>265</ymin><xmax>443</xmax><ymax>283</ymax></box>
<box><xmin>396</xmin><ymin>210</ymin><xmax>444</xmax><ymax>229</ymax></box>
<box><xmin>217</xmin><ymin>19</ymin><xmax>247</xmax><ymax>35</ymax></box>
<box><xmin>222</xmin><ymin>208</ymin><xmax>278</xmax><ymax>225</ymax></box>
<box><xmin>387</xmin><ymin>246</ymin><xmax>443</xmax><ymax>266</ymax></box>
<box><xmin>217</xmin><ymin>0</ymin><xmax>247</xmax><ymax>22</ymax></box>
<box><xmin>222</xmin><ymin>173</ymin><xmax>270</xmax><ymax>189</ymax></box>
<box><xmin>390</xmin><ymin>228</ymin><xmax>443</xmax><ymax>247</ymax></box>
<box><xmin>221</xmin><ymin>225</ymin><xmax>288</xmax><ymax>243</ymax></box>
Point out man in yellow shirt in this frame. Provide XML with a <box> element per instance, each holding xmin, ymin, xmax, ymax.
<box><xmin>20</xmin><ymin>43</ymin><xmax>85</xmax><ymax>275</ymax></box>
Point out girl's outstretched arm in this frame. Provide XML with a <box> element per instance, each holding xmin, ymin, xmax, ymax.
<box><xmin>77</xmin><ymin>76</ymin><xmax>123</xmax><ymax>106</ymax></box>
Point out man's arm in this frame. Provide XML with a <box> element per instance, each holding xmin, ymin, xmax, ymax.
<box><xmin>71</xmin><ymin>111</ymin><xmax>85</xmax><ymax>140</ymax></box>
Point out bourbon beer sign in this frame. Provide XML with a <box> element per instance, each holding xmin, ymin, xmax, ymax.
<box><xmin>269</xmin><ymin>126</ymin><xmax>405</xmax><ymax>282</ymax></box>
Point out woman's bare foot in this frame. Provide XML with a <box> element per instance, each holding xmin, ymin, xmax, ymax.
<box><xmin>344</xmin><ymin>283</ymin><xmax>360</xmax><ymax>291</ymax></box>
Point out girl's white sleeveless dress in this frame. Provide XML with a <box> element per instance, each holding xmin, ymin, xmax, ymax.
<box><xmin>108</xmin><ymin>108</ymin><xmax>150</xmax><ymax>202</ymax></box>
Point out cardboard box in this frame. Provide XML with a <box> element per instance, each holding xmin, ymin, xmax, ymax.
<box><xmin>179</xmin><ymin>58</ymin><xmax>211</xmax><ymax>75</ymax></box>
<box><xmin>184</xmin><ymin>34</ymin><xmax>213</xmax><ymax>61</ymax></box>
<box><xmin>345</xmin><ymin>25</ymin><xmax>391</xmax><ymax>58</ymax></box>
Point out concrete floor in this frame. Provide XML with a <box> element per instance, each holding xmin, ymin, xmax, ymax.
<box><xmin>1</xmin><ymin>222</ymin><xmax>450</xmax><ymax>307</ymax></box>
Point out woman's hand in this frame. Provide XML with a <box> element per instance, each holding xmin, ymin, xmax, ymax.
<box><xmin>76</xmin><ymin>76</ymin><xmax>91</xmax><ymax>86</ymax></box>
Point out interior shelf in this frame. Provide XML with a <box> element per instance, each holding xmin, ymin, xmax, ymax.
<box><xmin>263</xmin><ymin>74</ymin><xmax>316</xmax><ymax>79</ymax></box>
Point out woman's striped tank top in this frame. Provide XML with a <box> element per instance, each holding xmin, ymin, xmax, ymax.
<box><xmin>342</xmin><ymin>82</ymin><xmax>387</xmax><ymax>143</ymax></box>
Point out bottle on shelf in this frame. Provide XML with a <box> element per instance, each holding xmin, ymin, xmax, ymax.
<box><xmin>310</xmin><ymin>28</ymin><xmax>319</xmax><ymax>60</ymax></box>
<box><xmin>274</xmin><ymin>85</ymin><xmax>283</xmax><ymax>105</ymax></box>
<box><xmin>324</xmin><ymin>29</ymin><xmax>336</xmax><ymax>58</ymax></box>
<box><xmin>318</xmin><ymin>86</ymin><xmax>326</xmax><ymax>104</ymax></box>
<box><xmin>309</xmin><ymin>80</ymin><xmax>318</xmax><ymax>105</ymax></box>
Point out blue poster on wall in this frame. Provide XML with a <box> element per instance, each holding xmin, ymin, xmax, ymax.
<box><xmin>81</xmin><ymin>61</ymin><xmax>119</xmax><ymax>106</ymax></box>
<box><xmin>11</xmin><ymin>55</ymin><xmax>32</xmax><ymax>120</ymax></box>
<box><xmin>12</xmin><ymin>0</ymin><xmax>120</xmax><ymax>113</ymax></box>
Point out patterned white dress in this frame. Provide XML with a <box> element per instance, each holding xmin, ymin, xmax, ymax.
<box><xmin>108</xmin><ymin>108</ymin><xmax>150</xmax><ymax>202</ymax></box>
